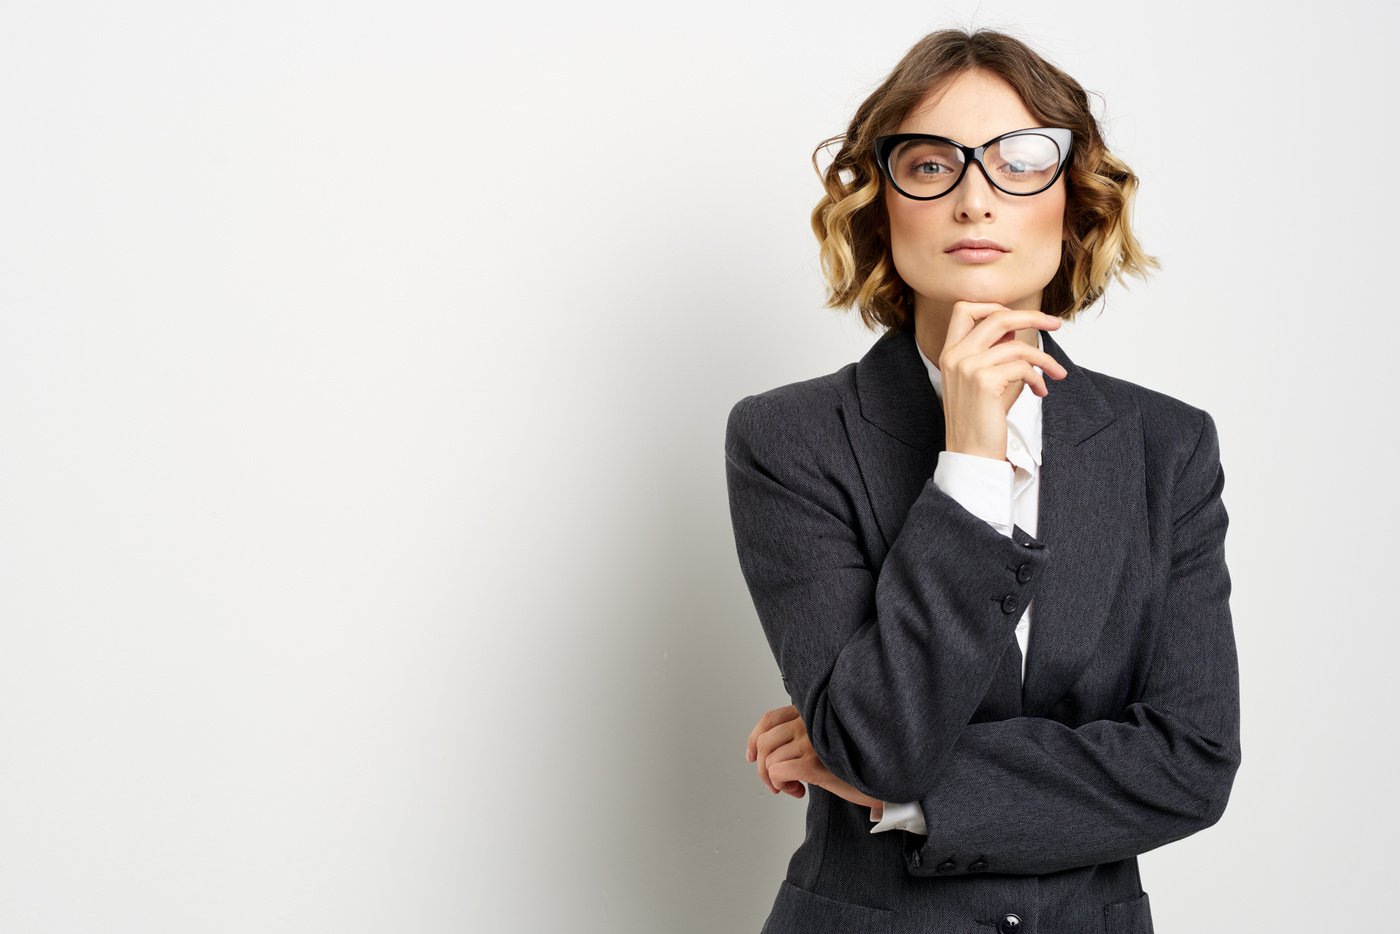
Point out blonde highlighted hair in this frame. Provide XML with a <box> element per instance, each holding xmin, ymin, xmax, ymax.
<box><xmin>812</xmin><ymin>28</ymin><xmax>1160</xmax><ymax>332</ymax></box>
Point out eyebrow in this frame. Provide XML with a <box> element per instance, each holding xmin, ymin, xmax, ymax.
<box><xmin>905</xmin><ymin>127</ymin><xmax>1042</xmax><ymax>144</ymax></box>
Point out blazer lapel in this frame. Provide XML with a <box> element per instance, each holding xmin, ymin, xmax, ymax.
<box><xmin>850</xmin><ymin>325</ymin><xmax>946</xmax><ymax>552</ymax></box>
<box><xmin>849</xmin><ymin>324</ymin><xmax>1138</xmax><ymax>717</ymax></box>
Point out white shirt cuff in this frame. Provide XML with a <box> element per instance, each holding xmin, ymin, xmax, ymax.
<box><xmin>933</xmin><ymin>450</ymin><xmax>1015</xmax><ymax>538</ymax></box>
<box><xmin>869</xmin><ymin>799</ymin><xmax>928</xmax><ymax>835</ymax></box>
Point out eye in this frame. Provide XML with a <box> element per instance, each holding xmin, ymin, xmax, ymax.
<box><xmin>910</xmin><ymin>157</ymin><xmax>956</xmax><ymax>175</ymax></box>
<box><xmin>991</xmin><ymin>135</ymin><xmax>1060</xmax><ymax>179</ymax></box>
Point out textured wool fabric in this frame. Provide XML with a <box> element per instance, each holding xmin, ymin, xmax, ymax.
<box><xmin>871</xmin><ymin>329</ymin><xmax>1046</xmax><ymax>836</ymax></box>
<box><xmin>724</xmin><ymin>324</ymin><xmax>1240</xmax><ymax>934</ymax></box>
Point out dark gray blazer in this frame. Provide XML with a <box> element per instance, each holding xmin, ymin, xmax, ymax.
<box><xmin>723</xmin><ymin>323</ymin><xmax>1241</xmax><ymax>934</ymax></box>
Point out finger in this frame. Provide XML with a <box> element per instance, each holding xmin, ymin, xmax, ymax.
<box><xmin>946</xmin><ymin>301</ymin><xmax>1058</xmax><ymax>346</ymax></box>
<box><xmin>767</xmin><ymin>759</ymin><xmax>807</xmax><ymax>797</ymax></box>
<box><xmin>1028</xmin><ymin>345</ymin><xmax>1068</xmax><ymax>380</ymax></box>
<box><xmin>946</xmin><ymin>300</ymin><xmax>1010</xmax><ymax>351</ymax></box>
<box><xmin>754</xmin><ymin>736</ymin><xmax>776</xmax><ymax>793</ymax></box>
<box><xmin>1031</xmin><ymin>366</ymin><xmax>1050</xmax><ymax>397</ymax></box>
<box><xmin>757</xmin><ymin>725</ymin><xmax>806</xmax><ymax>794</ymax></box>
<box><xmin>951</xmin><ymin>309</ymin><xmax>1062</xmax><ymax>365</ymax></box>
<box><xmin>779</xmin><ymin>780</ymin><xmax>806</xmax><ymax>799</ymax></box>
<box><xmin>768</xmin><ymin>759</ymin><xmax>808</xmax><ymax>798</ymax></box>
<box><xmin>958</xmin><ymin>339</ymin><xmax>1068</xmax><ymax>383</ymax></box>
<box><xmin>946</xmin><ymin>307</ymin><xmax>1047</xmax><ymax>371</ymax></box>
<box><xmin>747</xmin><ymin>717</ymin><xmax>762</xmax><ymax>762</ymax></box>
<box><xmin>754</xmin><ymin>731</ymin><xmax>781</xmax><ymax>794</ymax></box>
<box><xmin>765</xmin><ymin>734</ymin><xmax>803</xmax><ymax>767</ymax></box>
<box><xmin>755</xmin><ymin>754</ymin><xmax>777</xmax><ymax>794</ymax></box>
<box><xmin>756</xmin><ymin>758</ymin><xmax>778</xmax><ymax>794</ymax></box>
<box><xmin>747</xmin><ymin>703</ymin><xmax>792</xmax><ymax>762</ymax></box>
<box><xmin>976</xmin><ymin>360</ymin><xmax>1049</xmax><ymax>403</ymax></box>
<box><xmin>761</xmin><ymin>708</ymin><xmax>806</xmax><ymax>767</ymax></box>
<box><xmin>758</xmin><ymin>704</ymin><xmax>797</xmax><ymax>731</ymax></box>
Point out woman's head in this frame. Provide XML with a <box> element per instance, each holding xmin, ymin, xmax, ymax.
<box><xmin>811</xmin><ymin>28</ymin><xmax>1159</xmax><ymax>332</ymax></box>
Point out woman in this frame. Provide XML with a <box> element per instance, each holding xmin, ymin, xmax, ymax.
<box><xmin>724</xmin><ymin>28</ymin><xmax>1241</xmax><ymax>934</ymax></box>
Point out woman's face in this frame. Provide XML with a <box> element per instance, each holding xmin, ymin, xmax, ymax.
<box><xmin>883</xmin><ymin>68</ymin><xmax>1069</xmax><ymax>321</ymax></box>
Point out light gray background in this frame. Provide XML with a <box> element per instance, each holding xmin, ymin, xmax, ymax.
<box><xmin>1</xmin><ymin>2</ymin><xmax>1392</xmax><ymax>932</ymax></box>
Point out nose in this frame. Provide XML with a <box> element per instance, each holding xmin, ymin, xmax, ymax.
<box><xmin>952</xmin><ymin>158</ymin><xmax>997</xmax><ymax>220</ymax></box>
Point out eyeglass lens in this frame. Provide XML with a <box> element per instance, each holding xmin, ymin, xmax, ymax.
<box><xmin>886</xmin><ymin>133</ymin><xmax>1064</xmax><ymax>196</ymax></box>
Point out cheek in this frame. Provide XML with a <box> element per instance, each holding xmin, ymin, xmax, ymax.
<box><xmin>884</xmin><ymin>198</ymin><xmax>936</xmax><ymax>259</ymax></box>
<box><xmin>1022</xmin><ymin>197</ymin><xmax>1067</xmax><ymax>261</ymax></box>
<box><xmin>1039</xmin><ymin>191</ymin><xmax>1068</xmax><ymax>242</ymax></box>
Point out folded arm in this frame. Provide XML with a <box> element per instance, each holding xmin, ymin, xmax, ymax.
<box><xmin>871</xmin><ymin>450</ymin><xmax>1018</xmax><ymax>835</ymax></box>
<box><xmin>724</xmin><ymin>391</ymin><xmax>1042</xmax><ymax>804</ymax></box>
<box><xmin>902</xmin><ymin>409</ymin><xmax>1242</xmax><ymax>876</ymax></box>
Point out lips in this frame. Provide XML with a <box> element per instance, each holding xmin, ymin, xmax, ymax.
<box><xmin>946</xmin><ymin>237</ymin><xmax>1008</xmax><ymax>252</ymax></box>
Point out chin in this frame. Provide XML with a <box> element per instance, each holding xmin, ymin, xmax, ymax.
<box><xmin>931</xmin><ymin>276</ymin><xmax>1038</xmax><ymax>307</ymax></box>
<box><xmin>928</xmin><ymin>287</ymin><xmax>1019</xmax><ymax>306</ymax></box>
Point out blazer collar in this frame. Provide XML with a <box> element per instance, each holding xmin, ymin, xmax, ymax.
<box><xmin>855</xmin><ymin>323</ymin><xmax>1115</xmax><ymax>450</ymax></box>
<box><xmin>850</xmin><ymin>323</ymin><xmax>1140</xmax><ymax>716</ymax></box>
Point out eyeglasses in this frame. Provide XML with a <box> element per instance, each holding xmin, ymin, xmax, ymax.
<box><xmin>874</xmin><ymin>127</ymin><xmax>1073</xmax><ymax>200</ymax></box>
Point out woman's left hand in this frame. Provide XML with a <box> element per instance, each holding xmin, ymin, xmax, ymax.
<box><xmin>745</xmin><ymin>704</ymin><xmax>883</xmax><ymax>810</ymax></box>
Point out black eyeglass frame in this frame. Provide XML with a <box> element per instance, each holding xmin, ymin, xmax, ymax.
<box><xmin>873</xmin><ymin>127</ymin><xmax>1074</xmax><ymax>200</ymax></box>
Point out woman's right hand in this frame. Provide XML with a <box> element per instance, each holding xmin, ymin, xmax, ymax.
<box><xmin>938</xmin><ymin>301</ymin><xmax>1069</xmax><ymax>461</ymax></box>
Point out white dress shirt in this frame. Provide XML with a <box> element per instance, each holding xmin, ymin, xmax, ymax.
<box><xmin>869</xmin><ymin>329</ymin><xmax>1045</xmax><ymax>835</ymax></box>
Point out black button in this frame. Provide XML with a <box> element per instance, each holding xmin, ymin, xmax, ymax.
<box><xmin>1001</xmin><ymin>594</ymin><xmax>1020</xmax><ymax>615</ymax></box>
<box><xmin>935</xmin><ymin>859</ymin><xmax>957</xmax><ymax>873</ymax></box>
<box><xmin>969</xmin><ymin>860</ymin><xmax>989</xmax><ymax>872</ymax></box>
<box><xmin>997</xmin><ymin>914</ymin><xmax>1023</xmax><ymax>933</ymax></box>
<box><xmin>1016</xmin><ymin>562</ymin><xmax>1033</xmax><ymax>584</ymax></box>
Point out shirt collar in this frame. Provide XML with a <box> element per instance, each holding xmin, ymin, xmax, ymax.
<box><xmin>915</xmin><ymin>328</ymin><xmax>1044</xmax><ymax>470</ymax></box>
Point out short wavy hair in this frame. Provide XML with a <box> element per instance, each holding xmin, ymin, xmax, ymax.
<box><xmin>811</xmin><ymin>28</ymin><xmax>1160</xmax><ymax>333</ymax></box>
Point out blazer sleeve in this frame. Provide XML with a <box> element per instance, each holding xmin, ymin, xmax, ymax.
<box><xmin>903</xmin><ymin>408</ymin><xmax>1243</xmax><ymax>878</ymax></box>
<box><xmin>723</xmin><ymin>391</ymin><xmax>1048</xmax><ymax>803</ymax></box>
<box><xmin>874</xmin><ymin>453</ymin><xmax>1021</xmax><ymax>835</ymax></box>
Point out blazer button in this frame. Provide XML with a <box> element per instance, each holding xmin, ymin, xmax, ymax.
<box><xmin>968</xmin><ymin>859</ymin><xmax>989</xmax><ymax>872</ymax></box>
<box><xmin>997</xmin><ymin>914</ymin><xmax>1023</xmax><ymax>933</ymax></box>
<box><xmin>1016</xmin><ymin>562</ymin><xmax>1033</xmax><ymax>584</ymax></box>
<box><xmin>935</xmin><ymin>859</ymin><xmax>957</xmax><ymax>873</ymax></box>
<box><xmin>1001</xmin><ymin>594</ymin><xmax>1020</xmax><ymax>615</ymax></box>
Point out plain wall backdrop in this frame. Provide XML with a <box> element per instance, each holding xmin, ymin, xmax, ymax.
<box><xmin>1</xmin><ymin>2</ymin><xmax>1394</xmax><ymax>931</ymax></box>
